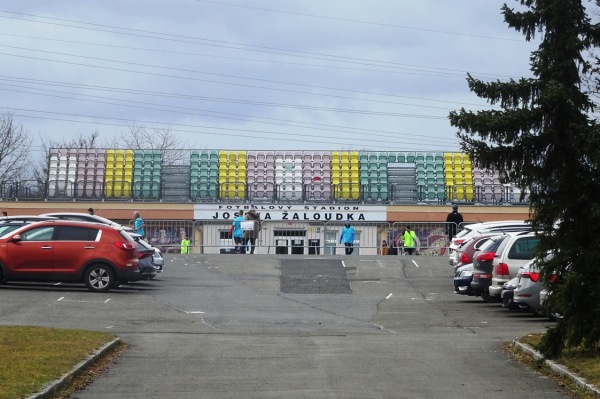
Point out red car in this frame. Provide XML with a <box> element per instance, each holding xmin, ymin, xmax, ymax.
<box><xmin>0</xmin><ymin>220</ymin><xmax>140</xmax><ymax>292</ymax></box>
<box><xmin>453</xmin><ymin>232</ymin><xmax>502</xmax><ymax>272</ymax></box>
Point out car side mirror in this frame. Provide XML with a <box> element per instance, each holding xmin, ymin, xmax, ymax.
<box><xmin>10</xmin><ymin>234</ymin><xmax>22</xmax><ymax>243</ymax></box>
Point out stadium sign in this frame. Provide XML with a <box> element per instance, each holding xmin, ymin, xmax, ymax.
<box><xmin>194</xmin><ymin>204</ymin><xmax>386</xmax><ymax>222</ymax></box>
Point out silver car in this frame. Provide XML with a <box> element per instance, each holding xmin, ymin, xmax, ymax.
<box><xmin>513</xmin><ymin>254</ymin><xmax>553</xmax><ymax>315</ymax></box>
<box><xmin>130</xmin><ymin>233</ymin><xmax>164</xmax><ymax>272</ymax></box>
<box><xmin>488</xmin><ymin>231</ymin><xmax>540</xmax><ymax>298</ymax></box>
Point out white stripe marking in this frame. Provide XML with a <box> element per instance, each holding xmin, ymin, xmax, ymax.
<box><xmin>186</xmin><ymin>311</ymin><xmax>205</xmax><ymax>314</ymax></box>
<box><xmin>342</xmin><ymin>260</ymin><xmax>347</xmax><ymax>268</ymax></box>
<box><xmin>385</xmin><ymin>293</ymin><xmax>393</xmax><ymax>299</ymax></box>
<box><xmin>412</xmin><ymin>260</ymin><xmax>419</xmax><ymax>268</ymax></box>
<box><xmin>104</xmin><ymin>299</ymin><xmax>111</xmax><ymax>303</ymax></box>
<box><xmin>57</xmin><ymin>297</ymin><xmax>64</xmax><ymax>301</ymax></box>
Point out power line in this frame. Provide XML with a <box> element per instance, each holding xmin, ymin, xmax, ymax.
<box><xmin>0</xmin><ymin>10</ymin><xmax>523</xmax><ymax>79</ymax></box>
<box><xmin>0</xmin><ymin>85</ymin><xmax>455</xmax><ymax>145</ymax></box>
<box><xmin>0</xmin><ymin>32</ymin><xmax>515</xmax><ymax>81</ymax></box>
<box><xmin>195</xmin><ymin>0</ymin><xmax>528</xmax><ymax>43</ymax></box>
<box><xmin>0</xmin><ymin>76</ymin><xmax>459</xmax><ymax>143</ymax></box>
<box><xmin>0</xmin><ymin>51</ymin><xmax>470</xmax><ymax>114</ymax></box>
<box><xmin>9</xmin><ymin>108</ymin><xmax>460</xmax><ymax>151</ymax></box>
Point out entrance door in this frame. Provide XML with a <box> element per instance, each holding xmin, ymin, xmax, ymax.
<box><xmin>275</xmin><ymin>239</ymin><xmax>288</xmax><ymax>254</ymax></box>
<box><xmin>324</xmin><ymin>231</ymin><xmax>337</xmax><ymax>255</ymax></box>
<box><xmin>291</xmin><ymin>239</ymin><xmax>304</xmax><ymax>255</ymax></box>
<box><xmin>352</xmin><ymin>231</ymin><xmax>361</xmax><ymax>256</ymax></box>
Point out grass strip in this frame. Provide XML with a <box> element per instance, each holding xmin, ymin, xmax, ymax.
<box><xmin>510</xmin><ymin>333</ymin><xmax>600</xmax><ymax>399</ymax></box>
<box><xmin>0</xmin><ymin>326</ymin><xmax>115</xmax><ymax>399</ymax></box>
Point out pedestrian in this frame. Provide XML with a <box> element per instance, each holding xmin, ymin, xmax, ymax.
<box><xmin>445</xmin><ymin>204</ymin><xmax>464</xmax><ymax>245</ymax></box>
<box><xmin>180</xmin><ymin>235</ymin><xmax>190</xmax><ymax>254</ymax></box>
<box><xmin>339</xmin><ymin>220</ymin><xmax>355</xmax><ymax>255</ymax></box>
<box><xmin>133</xmin><ymin>211</ymin><xmax>145</xmax><ymax>239</ymax></box>
<box><xmin>379</xmin><ymin>239</ymin><xmax>389</xmax><ymax>255</ymax></box>
<box><xmin>87</xmin><ymin>207</ymin><xmax>94</xmax><ymax>215</ymax></box>
<box><xmin>402</xmin><ymin>225</ymin><xmax>418</xmax><ymax>255</ymax></box>
<box><xmin>243</xmin><ymin>206</ymin><xmax>261</xmax><ymax>254</ymax></box>
<box><xmin>232</xmin><ymin>210</ymin><xmax>245</xmax><ymax>253</ymax></box>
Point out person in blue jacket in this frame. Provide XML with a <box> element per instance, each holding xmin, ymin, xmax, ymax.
<box><xmin>133</xmin><ymin>211</ymin><xmax>145</xmax><ymax>239</ymax></box>
<box><xmin>232</xmin><ymin>210</ymin><xmax>245</xmax><ymax>253</ymax></box>
<box><xmin>339</xmin><ymin>220</ymin><xmax>356</xmax><ymax>255</ymax></box>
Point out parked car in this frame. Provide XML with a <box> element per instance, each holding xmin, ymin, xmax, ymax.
<box><xmin>129</xmin><ymin>233</ymin><xmax>163</xmax><ymax>272</ymax></box>
<box><xmin>454</xmin><ymin>263</ymin><xmax>475</xmax><ymax>296</ymax></box>
<box><xmin>0</xmin><ymin>217</ymin><xmax>57</xmax><ymax>237</ymax></box>
<box><xmin>452</xmin><ymin>232</ymin><xmax>500</xmax><ymax>272</ymax></box>
<box><xmin>40</xmin><ymin>212</ymin><xmax>132</xmax><ymax>231</ymax></box>
<box><xmin>448</xmin><ymin>220</ymin><xmax>530</xmax><ymax>266</ymax></box>
<box><xmin>134</xmin><ymin>239</ymin><xmax>158</xmax><ymax>280</ymax></box>
<box><xmin>488</xmin><ymin>231</ymin><xmax>540</xmax><ymax>299</ymax></box>
<box><xmin>500</xmin><ymin>275</ymin><xmax>521</xmax><ymax>310</ymax></box>
<box><xmin>0</xmin><ymin>220</ymin><xmax>140</xmax><ymax>292</ymax></box>
<box><xmin>539</xmin><ymin>287</ymin><xmax>563</xmax><ymax>320</ymax></box>
<box><xmin>1</xmin><ymin>215</ymin><xmax>58</xmax><ymax>223</ymax></box>
<box><xmin>470</xmin><ymin>234</ymin><xmax>513</xmax><ymax>302</ymax></box>
<box><xmin>41</xmin><ymin>212</ymin><xmax>163</xmax><ymax>272</ymax></box>
<box><xmin>514</xmin><ymin>254</ymin><xmax>554</xmax><ymax>315</ymax></box>
<box><xmin>130</xmin><ymin>233</ymin><xmax>163</xmax><ymax>272</ymax></box>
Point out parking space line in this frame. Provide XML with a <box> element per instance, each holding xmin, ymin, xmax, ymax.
<box><xmin>56</xmin><ymin>296</ymin><xmax>112</xmax><ymax>304</ymax></box>
<box><xmin>412</xmin><ymin>260</ymin><xmax>419</xmax><ymax>268</ymax></box>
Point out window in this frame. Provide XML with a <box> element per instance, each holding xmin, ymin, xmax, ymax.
<box><xmin>219</xmin><ymin>230</ymin><xmax>230</xmax><ymax>240</ymax></box>
<box><xmin>508</xmin><ymin>237</ymin><xmax>539</xmax><ymax>260</ymax></box>
<box><xmin>273</xmin><ymin>230</ymin><xmax>306</xmax><ymax>237</ymax></box>
<box><xmin>474</xmin><ymin>237</ymin><xmax>491</xmax><ymax>250</ymax></box>
<box><xmin>56</xmin><ymin>226</ymin><xmax>100</xmax><ymax>241</ymax></box>
<box><xmin>21</xmin><ymin>227</ymin><xmax>55</xmax><ymax>241</ymax></box>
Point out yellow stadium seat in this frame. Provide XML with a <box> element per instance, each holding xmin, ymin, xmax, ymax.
<box><xmin>466</xmin><ymin>186</ymin><xmax>474</xmax><ymax>201</ymax></box>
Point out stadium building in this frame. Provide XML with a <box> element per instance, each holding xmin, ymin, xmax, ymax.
<box><xmin>0</xmin><ymin>149</ymin><xmax>529</xmax><ymax>255</ymax></box>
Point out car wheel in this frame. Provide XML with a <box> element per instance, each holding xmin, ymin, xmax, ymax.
<box><xmin>84</xmin><ymin>264</ymin><xmax>114</xmax><ymax>293</ymax></box>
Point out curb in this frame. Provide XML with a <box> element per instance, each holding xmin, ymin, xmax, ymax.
<box><xmin>512</xmin><ymin>340</ymin><xmax>600</xmax><ymax>397</ymax></box>
<box><xmin>27</xmin><ymin>337</ymin><xmax>121</xmax><ymax>399</ymax></box>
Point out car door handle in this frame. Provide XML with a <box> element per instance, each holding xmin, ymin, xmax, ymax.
<box><xmin>83</xmin><ymin>246</ymin><xmax>96</xmax><ymax>249</ymax></box>
<box><xmin>41</xmin><ymin>246</ymin><xmax>52</xmax><ymax>250</ymax></box>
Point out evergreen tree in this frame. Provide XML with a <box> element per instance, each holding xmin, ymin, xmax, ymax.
<box><xmin>449</xmin><ymin>0</ymin><xmax>600</xmax><ymax>357</ymax></box>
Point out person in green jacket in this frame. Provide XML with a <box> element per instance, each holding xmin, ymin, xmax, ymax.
<box><xmin>402</xmin><ymin>226</ymin><xmax>418</xmax><ymax>255</ymax></box>
<box><xmin>181</xmin><ymin>235</ymin><xmax>190</xmax><ymax>254</ymax></box>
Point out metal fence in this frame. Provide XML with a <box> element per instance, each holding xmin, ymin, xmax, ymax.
<box><xmin>130</xmin><ymin>219</ymin><xmax>196</xmax><ymax>254</ymax></box>
<box><xmin>173</xmin><ymin>220</ymin><xmax>461</xmax><ymax>256</ymax></box>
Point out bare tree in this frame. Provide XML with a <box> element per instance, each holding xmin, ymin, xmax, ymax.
<box><xmin>121</xmin><ymin>124</ymin><xmax>189</xmax><ymax>165</ymax></box>
<box><xmin>0</xmin><ymin>110</ymin><xmax>32</xmax><ymax>182</ymax></box>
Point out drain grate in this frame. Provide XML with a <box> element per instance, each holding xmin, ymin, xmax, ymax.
<box><xmin>280</xmin><ymin>259</ymin><xmax>353</xmax><ymax>294</ymax></box>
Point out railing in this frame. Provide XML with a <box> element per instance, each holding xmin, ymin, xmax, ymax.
<box><xmin>182</xmin><ymin>220</ymin><xmax>461</xmax><ymax>256</ymax></box>
<box><xmin>0</xmin><ymin>177</ymin><xmax>531</xmax><ymax>206</ymax></box>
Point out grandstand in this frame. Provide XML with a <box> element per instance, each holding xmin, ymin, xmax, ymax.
<box><xmin>2</xmin><ymin>148</ymin><xmax>528</xmax><ymax>204</ymax></box>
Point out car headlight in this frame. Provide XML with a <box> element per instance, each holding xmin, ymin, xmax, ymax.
<box><xmin>460</xmin><ymin>270</ymin><xmax>473</xmax><ymax>277</ymax></box>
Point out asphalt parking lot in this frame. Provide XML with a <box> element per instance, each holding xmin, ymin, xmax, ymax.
<box><xmin>1</xmin><ymin>254</ymin><xmax>571</xmax><ymax>398</ymax></box>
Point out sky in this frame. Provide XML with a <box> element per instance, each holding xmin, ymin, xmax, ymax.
<box><xmin>0</xmin><ymin>1</ymin><xmax>541</xmax><ymax>155</ymax></box>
